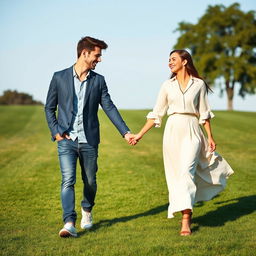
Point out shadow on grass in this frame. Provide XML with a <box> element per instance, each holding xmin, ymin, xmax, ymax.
<box><xmin>78</xmin><ymin>203</ymin><xmax>168</xmax><ymax>236</ymax></box>
<box><xmin>78</xmin><ymin>195</ymin><xmax>256</xmax><ymax>236</ymax></box>
<box><xmin>192</xmin><ymin>195</ymin><xmax>256</xmax><ymax>232</ymax></box>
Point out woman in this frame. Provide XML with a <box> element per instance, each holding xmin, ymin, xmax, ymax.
<box><xmin>132</xmin><ymin>50</ymin><xmax>234</xmax><ymax>236</ymax></box>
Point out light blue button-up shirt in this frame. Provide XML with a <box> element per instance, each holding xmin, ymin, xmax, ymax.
<box><xmin>68</xmin><ymin>67</ymin><xmax>89</xmax><ymax>143</ymax></box>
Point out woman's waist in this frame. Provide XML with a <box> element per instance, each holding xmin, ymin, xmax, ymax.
<box><xmin>166</xmin><ymin>112</ymin><xmax>201</xmax><ymax>128</ymax></box>
<box><xmin>168</xmin><ymin>112</ymin><xmax>199</xmax><ymax>118</ymax></box>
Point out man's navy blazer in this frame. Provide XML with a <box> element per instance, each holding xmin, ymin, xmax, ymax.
<box><xmin>45</xmin><ymin>66</ymin><xmax>129</xmax><ymax>146</ymax></box>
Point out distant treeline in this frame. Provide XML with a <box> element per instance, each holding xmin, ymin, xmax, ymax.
<box><xmin>0</xmin><ymin>90</ymin><xmax>43</xmax><ymax>105</ymax></box>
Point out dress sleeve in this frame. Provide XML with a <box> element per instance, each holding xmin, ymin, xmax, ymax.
<box><xmin>198</xmin><ymin>83</ymin><xmax>214</xmax><ymax>124</ymax></box>
<box><xmin>146</xmin><ymin>82</ymin><xmax>168</xmax><ymax>128</ymax></box>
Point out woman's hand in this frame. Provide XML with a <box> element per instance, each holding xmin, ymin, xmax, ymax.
<box><xmin>208</xmin><ymin>137</ymin><xmax>216</xmax><ymax>152</ymax></box>
<box><xmin>131</xmin><ymin>133</ymin><xmax>143</xmax><ymax>145</ymax></box>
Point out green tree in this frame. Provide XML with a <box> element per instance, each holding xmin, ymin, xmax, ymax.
<box><xmin>174</xmin><ymin>3</ymin><xmax>256</xmax><ymax>110</ymax></box>
<box><xmin>0</xmin><ymin>90</ymin><xmax>43</xmax><ymax>105</ymax></box>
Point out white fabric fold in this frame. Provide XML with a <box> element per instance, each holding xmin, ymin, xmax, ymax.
<box><xmin>164</xmin><ymin>114</ymin><xmax>234</xmax><ymax>218</ymax></box>
<box><xmin>199</xmin><ymin>111</ymin><xmax>215</xmax><ymax>124</ymax></box>
<box><xmin>146</xmin><ymin>112</ymin><xmax>162</xmax><ymax>128</ymax></box>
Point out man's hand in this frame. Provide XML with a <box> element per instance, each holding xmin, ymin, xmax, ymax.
<box><xmin>55</xmin><ymin>133</ymin><xmax>71</xmax><ymax>141</ymax></box>
<box><xmin>124</xmin><ymin>133</ymin><xmax>137</xmax><ymax>145</ymax></box>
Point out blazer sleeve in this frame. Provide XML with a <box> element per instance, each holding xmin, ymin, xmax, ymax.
<box><xmin>99</xmin><ymin>78</ymin><xmax>130</xmax><ymax>136</ymax></box>
<box><xmin>45</xmin><ymin>73</ymin><xmax>59</xmax><ymax>139</ymax></box>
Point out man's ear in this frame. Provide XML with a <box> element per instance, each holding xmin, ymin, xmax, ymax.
<box><xmin>82</xmin><ymin>49</ymin><xmax>89</xmax><ymax>58</ymax></box>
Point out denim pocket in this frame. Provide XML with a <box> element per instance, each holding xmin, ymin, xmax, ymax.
<box><xmin>57</xmin><ymin>138</ymin><xmax>66</xmax><ymax>144</ymax></box>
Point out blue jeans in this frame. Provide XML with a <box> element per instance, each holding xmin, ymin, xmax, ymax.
<box><xmin>57</xmin><ymin>139</ymin><xmax>98</xmax><ymax>224</ymax></box>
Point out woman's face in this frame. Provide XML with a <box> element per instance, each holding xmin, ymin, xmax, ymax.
<box><xmin>169</xmin><ymin>52</ymin><xmax>187</xmax><ymax>73</ymax></box>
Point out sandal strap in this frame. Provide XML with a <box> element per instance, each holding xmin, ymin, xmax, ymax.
<box><xmin>180</xmin><ymin>231</ymin><xmax>192</xmax><ymax>236</ymax></box>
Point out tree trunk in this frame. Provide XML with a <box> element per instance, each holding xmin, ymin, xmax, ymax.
<box><xmin>226</xmin><ymin>80</ymin><xmax>234</xmax><ymax>111</ymax></box>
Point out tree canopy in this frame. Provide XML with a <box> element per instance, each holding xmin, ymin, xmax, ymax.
<box><xmin>174</xmin><ymin>3</ymin><xmax>256</xmax><ymax>110</ymax></box>
<box><xmin>0</xmin><ymin>90</ymin><xmax>43</xmax><ymax>105</ymax></box>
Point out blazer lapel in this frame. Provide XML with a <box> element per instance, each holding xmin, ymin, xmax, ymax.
<box><xmin>68</xmin><ymin>66</ymin><xmax>75</xmax><ymax>97</ymax></box>
<box><xmin>64</xmin><ymin>66</ymin><xmax>75</xmax><ymax>111</ymax></box>
<box><xmin>84</xmin><ymin>72</ymin><xmax>95</xmax><ymax>106</ymax></box>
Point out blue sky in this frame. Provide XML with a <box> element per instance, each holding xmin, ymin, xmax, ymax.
<box><xmin>0</xmin><ymin>0</ymin><xmax>255</xmax><ymax>111</ymax></box>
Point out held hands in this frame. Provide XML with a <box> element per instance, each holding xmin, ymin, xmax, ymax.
<box><xmin>124</xmin><ymin>133</ymin><xmax>136</xmax><ymax>145</ymax></box>
<box><xmin>132</xmin><ymin>133</ymin><xmax>142</xmax><ymax>144</ymax></box>
<box><xmin>124</xmin><ymin>133</ymin><xmax>142</xmax><ymax>146</ymax></box>
<box><xmin>124</xmin><ymin>119</ymin><xmax>154</xmax><ymax>146</ymax></box>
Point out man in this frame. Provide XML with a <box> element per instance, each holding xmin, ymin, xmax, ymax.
<box><xmin>45</xmin><ymin>36</ymin><xmax>134</xmax><ymax>237</ymax></box>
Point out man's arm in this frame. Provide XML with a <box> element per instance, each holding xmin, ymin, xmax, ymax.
<box><xmin>100</xmin><ymin>78</ymin><xmax>130</xmax><ymax>135</ymax></box>
<box><xmin>45</xmin><ymin>74</ymin><xmax>59</xmax><ymax>140</ymax></box>
<box><xmin>99</xmin><ymin>78</ymin><xmax>136</xmax><ymax>144</ymax></box>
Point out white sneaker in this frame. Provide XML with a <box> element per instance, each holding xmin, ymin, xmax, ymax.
<box><xmin>81</xmin><ymin>208</ymin><xmax>93</xmax><ymax>229</ymax></box>
<box><xmin>59</xmin><ymin>223</ymin><xmax>77</xmax><ymax>238</ymax></box>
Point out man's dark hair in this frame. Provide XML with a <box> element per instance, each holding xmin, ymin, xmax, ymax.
<box><xmin>77</xmin><ymin>36</ymin><xmax>108</xmax><ymax>58</ymax></box>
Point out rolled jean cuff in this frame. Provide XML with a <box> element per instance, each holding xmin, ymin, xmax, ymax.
<box><xmin>64</xmin><ymin>217</ymin><xmax>76</xmax><ymax>224</ymax></box>
<box><xmin>82</xmin><ymin>207</ymin><xmax>93</xmax><ymax>212</ymax></box>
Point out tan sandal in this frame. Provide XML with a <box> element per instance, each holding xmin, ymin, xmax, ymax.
<box><xmin>180</xmin><ymin>213</ymin><xmax>192</xmax><ymax>236</ymax></box>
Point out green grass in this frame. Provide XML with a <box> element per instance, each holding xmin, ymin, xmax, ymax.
<box><xmin>0</xmin><ymin>106</ymin><xmax>255</xmax><ymax>256</ymax></box>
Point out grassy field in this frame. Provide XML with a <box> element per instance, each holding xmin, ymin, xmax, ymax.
<box><xmin>0</xmin><ymin>106</ymin><xmax>255</xmax><ymax>256</ymax></box>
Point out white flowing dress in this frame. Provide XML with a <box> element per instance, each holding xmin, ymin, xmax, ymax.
<box><xmin>147</xmin><ymin>76</ymin><xmax>234</xmax><ymax>218</ymax></box>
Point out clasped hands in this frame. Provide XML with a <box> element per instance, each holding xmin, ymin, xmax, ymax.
<box><xmin>124</xmin><ymin>133</ymin><xmax>142</xmax><ymax>146</ymax></box>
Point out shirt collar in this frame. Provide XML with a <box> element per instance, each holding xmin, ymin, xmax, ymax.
<box><xmin>170</xmin><ymin>75</ymin><xmax>194</xmax><ymax>82</ymax></box>
<box><xmin>170</xmin><ymin>76</ymin><xmax>176</xmax><ymax>82</ymax></box>
<box><xmin>73</xmin><ymin>66</ymin><xmax>90</xmax><ymax>81</ymax></box>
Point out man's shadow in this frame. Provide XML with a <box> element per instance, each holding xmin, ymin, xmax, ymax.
<box><xmin>191</xmin><ymin>195</ymin><xmax>256</xmax><ymax>232</ymax></box>
<box><xmin>78</xmin><ymin>195</ymin><xmax>256</xmax><ymax>236</ymax></box>
<box><xmin>78</xmin><ymin>203</ymin><xmax>168</xmax><ymax>236</ymax></box>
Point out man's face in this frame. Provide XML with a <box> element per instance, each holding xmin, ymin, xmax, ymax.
<box><xmin>83</xmin><ymin>46</ymin><xmax>102</xmax><ymax>70</ymax></box>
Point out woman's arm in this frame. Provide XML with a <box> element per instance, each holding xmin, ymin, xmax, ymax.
<box><xmin>132</xmin><ymin>119</ymin><xmax>156</xmax><ymax>143</ymax></box>
<box><xmin>132</xmin><ymin>82</ymin><xmax>168</xmax><ymax>145</ymax></box>
<box><xmin>203</xmin><ymin>119</ymin><xmax>216</xmax><ymax>152</ymax></box>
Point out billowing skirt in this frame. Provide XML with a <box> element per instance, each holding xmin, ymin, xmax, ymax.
<box><xmin>163</xmin><ymin>114</ymin><xmax>234</xmax><ymax>218</ymax></box>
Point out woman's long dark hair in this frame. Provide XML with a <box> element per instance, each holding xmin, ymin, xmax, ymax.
<box><xmin>170</xmin><ymin>49</ymin><xmax>212</xmax><ymax>93</ymax></box>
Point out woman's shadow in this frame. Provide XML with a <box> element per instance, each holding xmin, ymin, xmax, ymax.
<box><xmin>192</xmin><ymin>195</ymin><xmax>256</xmax><ymax>232</ymax></box>
<box><xmin>78</xmin><ymin>195</ymin><xmax>256</xmax><ymax>236</ymax></box>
